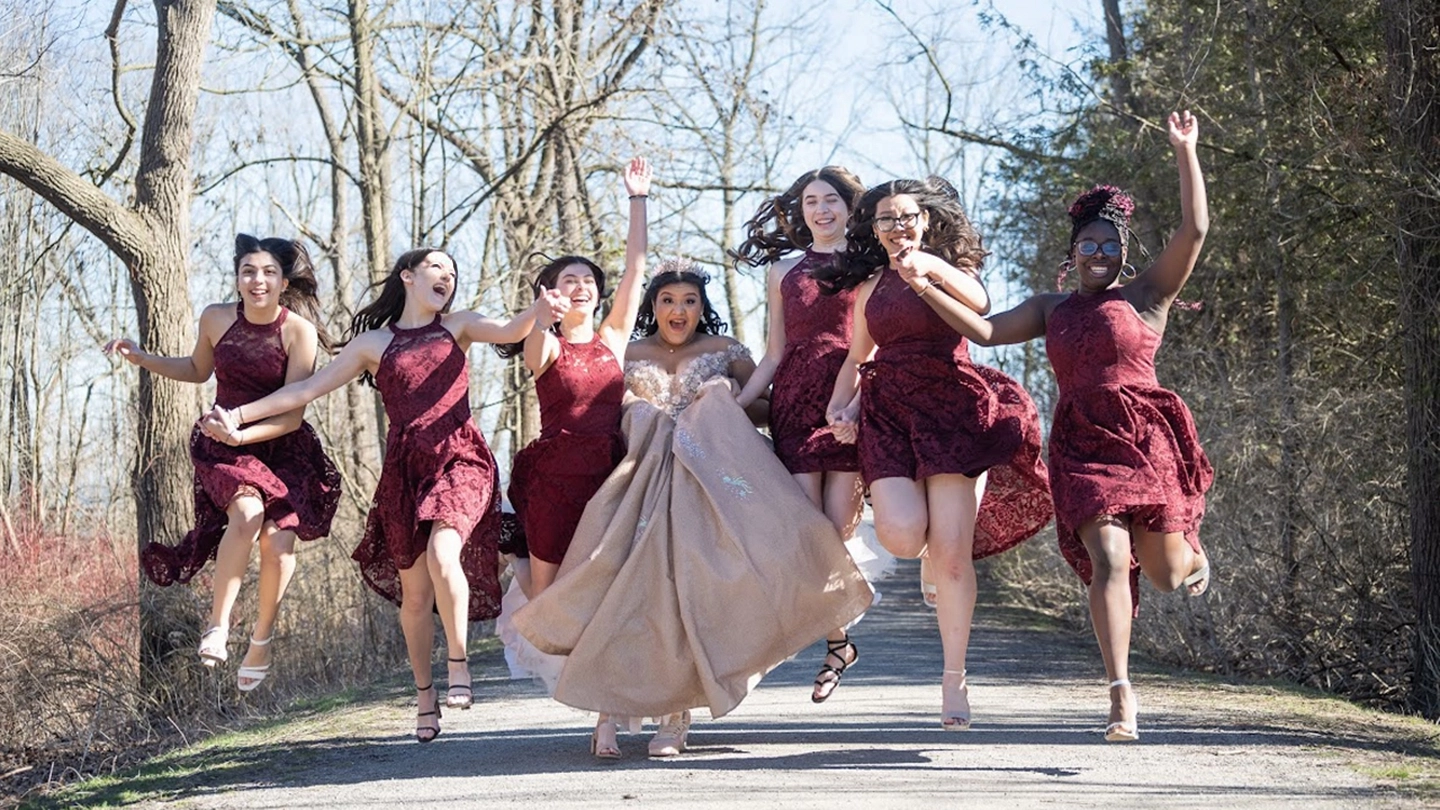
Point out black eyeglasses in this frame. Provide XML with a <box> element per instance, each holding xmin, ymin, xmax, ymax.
<box><xmin>874</xmin><ymin>212</ymin><xmax>922</xmax><ymax>233</ymax></box>
<box><xmin>1076</xmin><ymin>240</ymin><xmax>1123</xmax><ymax>257</ymax></box>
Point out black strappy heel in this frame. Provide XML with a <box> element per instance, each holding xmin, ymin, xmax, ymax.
<box><xmin>415</xmin><ymin>683</ymin><xmax>442</xmax><ymax>743</ymax></box>
<box><xmin>812</xmin><ymin>636</ymin><xmax>858</xmax><ymax>703</ymax></box>
<box><xmin>446</xmin><ymin>656</ymin><xmax>473</xmax><ymax>709</ymax></box>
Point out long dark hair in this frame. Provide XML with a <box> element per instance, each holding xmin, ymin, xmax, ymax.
<box><xmin>632</xmin><ymin>258</ymin><xmax>728</xmax><ymax>339</ymax></box>
<box><xmin>346</xmin><ymin>247</ymin><xmax>458</xmax><ymax>386</ymax></box>
<box><xmin>234</xmin><ymin>234</ymin><xmax>335</xmax><ymax>352</ymax></box>
<box><xmin>494</xmin><ymin>253</ymin><xmax>607</xmax><ymax>359</ymax></box>
<box><xmin>814</xmin><ymin>177</ymin><xmax>989</xmax><ymax>293</ymax></box>
<box><xmin>730</xmin><ymin>166</ymin><xmax>865</xmax><ymax>267</ymax></box>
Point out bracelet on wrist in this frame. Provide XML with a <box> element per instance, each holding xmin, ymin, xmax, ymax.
<box><xmin>629</xmin><ymin>194</ymin><xmax>648</xmax><ymax>200</ymax></box>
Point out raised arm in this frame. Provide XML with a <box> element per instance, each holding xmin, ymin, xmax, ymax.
<box><xmin>1134</xmin><ymin>110</ymin><xmax>1208</xmax><ymax>310</ymax></box>
<box><xmin>103</xmin><ymin>303</ymin><xmax>226</xmax><ymax>384</ymax></box>
<box><xmin>735</xmin><ymin>261</ymin><xmax>789</xmax><ymax>408</ymax></box>
<box><xmin>600</xmin><ymin>157</ymin><xmax>651</xmax><ymax>350</ymax></box>
<box><xmin>456</xmin><ymin>292</ymin><xmax>562</xmax><ymax>348</ymax></box>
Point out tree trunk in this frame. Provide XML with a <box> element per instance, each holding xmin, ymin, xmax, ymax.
<box><xmin>1381</xmin><ymin>0</ymin><xmax>1440</xmax><ymax>719</ymax></box>
<box><xmin>1101</xmin><ymin>0</ymin><xmax>1131</xmax><ymax>110</ymax></box>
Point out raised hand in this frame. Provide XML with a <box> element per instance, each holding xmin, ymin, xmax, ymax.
<box><xmin>624</xmin><ymin>157</ymin><xmax>652</xmax><ymax>198</ymax></box>
<box><xmin>1168</xmin><ymin>110</ymin><xmax>1198</xmax><ymax>149</ymax></box>
<box><xmin>537</xmin><ymin>284</ymin><xmax>572</xmax><ymax>325</ymax></box>
<box><xmin>103</xmin><ymin>338</ymin><xmax>145</xmax><ymax>365</ymax></box>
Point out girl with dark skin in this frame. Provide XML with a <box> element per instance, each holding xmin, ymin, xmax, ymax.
<box><xmin>914</xmin><ymin>111</ymin><xmax>1213</xmax><ymax>741</ymax></box>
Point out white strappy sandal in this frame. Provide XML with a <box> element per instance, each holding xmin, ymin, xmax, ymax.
<box><xmin>1105</xmin><ymin>678</ymin><xmax>1139</xmax><ymax>742</ymax></box>
<box><xmin>198</xmin><ymin>626</ymin><xmax>229</xmax><ymax>667</ymax></box>
<box><xmin>236</xmin><ymin>636</ymin><xmax>273</xmax><ymax>692</ymax></box>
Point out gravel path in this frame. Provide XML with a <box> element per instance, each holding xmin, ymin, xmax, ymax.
<box><xmin>121</xmin><ymin>563</ymin><xmax>1433</xmax><ymax>809</ymax></box>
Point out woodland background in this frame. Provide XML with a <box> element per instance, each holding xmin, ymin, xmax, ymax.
<box><xmin>0</xmin><ymin>0</ymin><xmax>1436</xmax><ymax>801</ymax></box>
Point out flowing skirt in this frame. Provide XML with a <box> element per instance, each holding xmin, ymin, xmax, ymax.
<box><xmin>512</xmin><ymin>380</ymin><xmax>874</xmax><ymax>719</ymax></box>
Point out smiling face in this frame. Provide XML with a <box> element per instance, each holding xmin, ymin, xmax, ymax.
<box><xmin>403</xmin><ymin>250</ymin><xmax>458</xmax><ymax>312</ymax></box>
<box><xmin>554</xmin><ymin>262</ymin><xmax>602</xmax><ymax>317</ymax></box>
<box><xmin>802</xmin><ymin>179</ymin><xmax>849</xmax><ymax>247</ymax></box>
<box><xmin>873</xmin><ymin>193</ymin><xmax>928</xmax><ymax>259</ymax></box>
<box><xmin>236</xmin><ymin>251</ymin><xmax>288</xmax><ymax>310</ymax></box>
<box><xmin>1070</xmin><ymin>220</ymin><xmax>1127</xmax><ymax>292</ymax></box>
<box><xmin>653</xmin><ymin>282</ymin><xmax>703</xmax><ymax>346</ymax></box>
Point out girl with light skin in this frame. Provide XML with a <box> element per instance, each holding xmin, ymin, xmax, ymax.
<box><xmin>819</xmin><ymin>178</ymin><xmax>1052</xmax><ymax>730</ymax></box>
<box><xmin>105</xmin><ymin>235</ymin><xmax>340</xmax><ymax>692</ymax></box>
<box><xmin>204</xmin><ymin>248</ymin><xmax>561</xmax><ymax>741</ymax></box>
<box><xmin>495</xmin><ymin>158</ymin><xmax>651</xmax><ymax>759</ymax></box>
<box><xmin>909</xmin><ymin>111</ymin><xmax>1213</xmax><ymax>741</ymax></box>
<box><xmin>732</xmin><ymin>166</ymin><xmax>870</xmax><ymax>703</ymax></box>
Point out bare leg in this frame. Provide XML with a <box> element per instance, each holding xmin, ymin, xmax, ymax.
<box><xmin>425</xmin><ymin>522</ymin><xmax>473</xmax><ymax>707</ymax></box>
<box><xmin>925</xmin><ymin>474</ymin><xmax>981</xmax><ymax>729</ymax></box>
<box><xmin>397</xmin><ymin>557</ymin><xmax>440</xmax><ymax>740</ymax></box>
<box><xmin>1134</xmin><ymin>528</ymin><xmax>1208</xmax><ymax>595</ymax></box>
<box><xmin>1079</xmin><ymin>516</ymin><xmax>1139</xmax><ymax>737</ymax></box>
<box><xmin>867</xmin><ymin>477</ymin><xmax>929</xmax><ymax>559</ymax></box>
<box><xmin>208</xmin><ymin>492</ymin><xmax>265</xmax><ymax>633</ymax></box>
<box><xmin>237</xmin><ymin>522</ymin><xmax>297</xmax><ymax>688</ymax></box>
<box><xmin>801</xmin><ymin>471</ymin><xmax>865</xmax><ymax>702</ymax></box>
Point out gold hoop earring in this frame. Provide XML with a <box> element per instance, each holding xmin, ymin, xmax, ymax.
<box><xmin>1121</xmin><ymin>263</ymin><xmax>1137</xmax><ymax>280</ymax></box>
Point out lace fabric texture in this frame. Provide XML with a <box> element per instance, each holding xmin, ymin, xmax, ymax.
<box><xmin>141</xmin><ymin>304</ymin><xmax>340</xmax><ymax>586</ymax></box>
<box><xmin>623</xmin><ymin>341</ymin><xmax>751</xmax><ymax>419</ymax></box>
<box><xmin>771</xmin><ymin>251</ymin><xmax>860</xmax><ymax>474</ymax></box>
<box><xmin>858</xmin><ymin>267</ymin><xmax>1053</xmax><ymax>558</ymax></box>
<box><xmin>351</xmin><ymin>317</ymin><xmax>502</xmax><ymax>621</ymax></box>
<box><xmin>509</xmin><ymin>336</ymin><xmax>627</xmax><ymax>565</ymax></box>
<box><xmin>1045</xmin><ymin>288</ymin><xmax>1213</xmax><ymax>611</ymax></box>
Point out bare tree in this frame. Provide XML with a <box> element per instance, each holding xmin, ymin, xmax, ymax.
<box><xmin>0</xmin><ymin>0</ymin><xmax>217</xmax><ymax>669</ymax></box>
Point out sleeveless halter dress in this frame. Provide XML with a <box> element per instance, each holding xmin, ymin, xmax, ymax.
<box><xmin>507</xmin><ymin>336</ymin><xmax>626</xmax><ymax>565</ymax></box>
<box><xmin>770</xmin><ymin>250</ymin><xmax>860</xmax><ymax>474</ymax></box>
<box><xmin>1045</xmin><ymin>288</ymin><xmax>1212</xmax><ymax>608</ymax></box>
<box><xmin>141</xmin><ymin>304</ymin><xmax>340</xmax><ymax>587</ymax></box>
<box><xmin>858</xmin><ymin>266</ymin><xmax>1052</xmax><ymax>557</ymax></box>
<box><xmin>352</xmin><ymin>316</ymin><xmax>503</xmax><ymax>621</ymax></box>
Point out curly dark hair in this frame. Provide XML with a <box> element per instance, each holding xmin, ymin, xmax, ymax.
<box><xmin>632</xmin><ymin>258</ymin><xmax>728</xmax><ymax>339</ymax></box>
<box><xmin>1067</xmin><ymin>184</ymin><xmax>1135</xmax><ymax>245</ymax></box>
<box><xmin>730</xmin><ymin>166</ymin><xmax>865</xmax><ymax>267</ymax></box>
<box><xmin>494</xmin><ymin>254</ymin><xmax>608</xmax><ymax>359</ymax></box>
<box><xmin>813</xmin><ymin>177</ymin><xmax>989</xmax><ymax>293</ymax></box>
<box><xmin>233</xmin><ymin>234</ymin><xmax>335</xmax><ymax>352</ymax></box>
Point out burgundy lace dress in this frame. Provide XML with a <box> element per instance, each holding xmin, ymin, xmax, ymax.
<box><xmin>141</xmin><ymin>305</ymin><xmax>341</xmax><ymax>587</ymax></box>
<box><xmin>507</xmin><ymin>336</ymin><xmax>626</xmax><ymax>564</ymax></box>
<box><xmin>1045</xmin><ymin>288</ymin><xmax>1213</xmax><ymax>606</ymax></box>
<box><xmin>353</xmin><ymin>317</ymin><xmax>503</xmax><ymax>621</ymax></box>
<box><xmin>858</xmin><ymin>267</ymin><xmax>1053</xmax><ymax>557</ymax></box>
<box><xmin>771</xmin><ymin>251</ymin><xmax>860</xmax><ymax>474</ymax></box>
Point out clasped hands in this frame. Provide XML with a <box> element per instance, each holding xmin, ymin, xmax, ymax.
<box><xmin>199</xmin><ymin>405</ymin><xmax>242</xmax><ymax>446</ymax></box>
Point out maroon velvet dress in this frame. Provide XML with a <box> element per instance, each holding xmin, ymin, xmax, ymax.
<box><xmin>771</xmin><ymin>250</ymin><xmax>860</xmax><ymax>474</ymax></box>
<box><xmin>507</xmin><ymin>336</ymin><xmax>626</xmax><ymax>565</ymax></box>
<box><xmin>858</xmin><ymin>267</ymin><xmax>1053</xmax><ymax>557</ymax></box>
<box><xmin>353</xmin><ymin>316</ymin><xmax>503</xmax><ymax>621</ymax></box>
<box><xmin>141</xmin><ymin>305</ymin><xmax>341</xmax><ymax>587</ymax></box>
<box><xmin>1045</xmin><ymin>288</ymin><xmax>1213</xmax><ymax>607</ymax></box>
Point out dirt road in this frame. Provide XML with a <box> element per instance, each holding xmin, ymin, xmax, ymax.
<box><xmin>68</xmin><ymin>565</ymin><xmax>1439</xmax><ymax>809</ymax></box>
